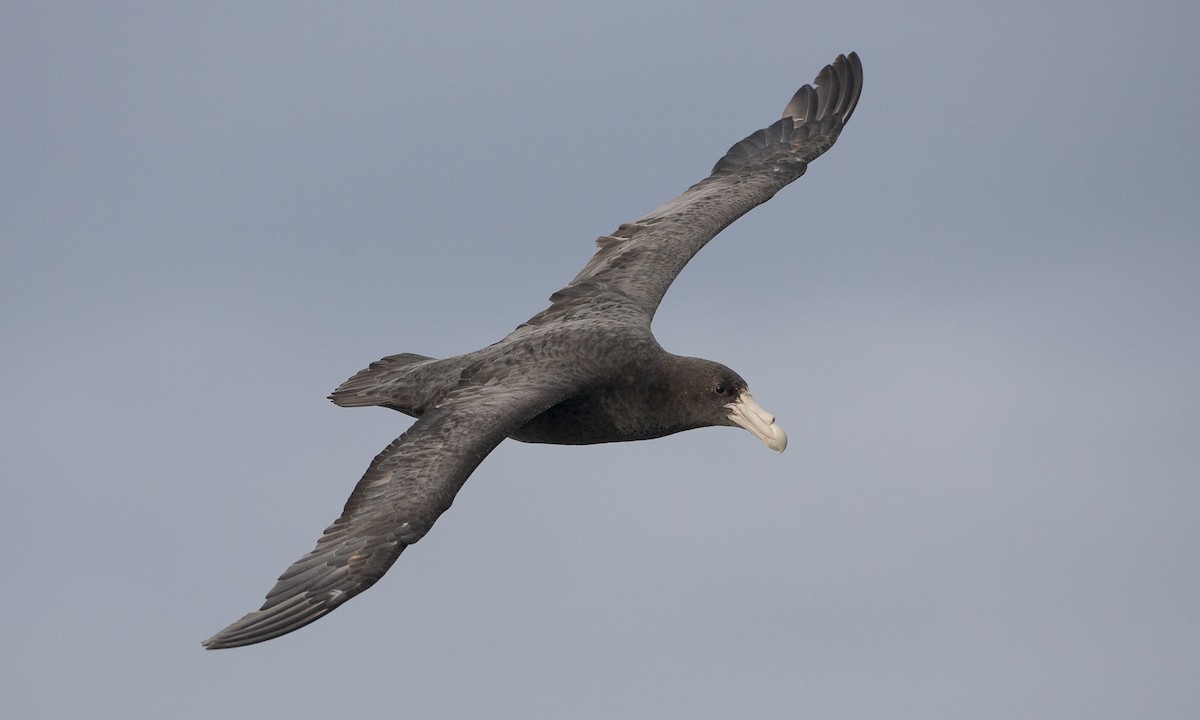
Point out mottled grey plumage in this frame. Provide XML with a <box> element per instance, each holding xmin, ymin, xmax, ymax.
<box><xmin>204</xmin><ymin>52</ymin><xmax>861</xmax><ymax>649</ymax></box>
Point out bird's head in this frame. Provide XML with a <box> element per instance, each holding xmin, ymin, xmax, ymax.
<box><xmin>674</xmin><ymin>358</ymin><xmax>788</xmax><ymax>452</ymax></box>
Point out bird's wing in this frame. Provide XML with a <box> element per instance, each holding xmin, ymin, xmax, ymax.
<box><xmin>203</xmin><ymin>376</ymin><xmax>574</xmax><ymax>649</ymax></box>
<box><xmin>529</xmin><ymin>52</ymin><xmax>861</xmax><ymax>327</ymax></box>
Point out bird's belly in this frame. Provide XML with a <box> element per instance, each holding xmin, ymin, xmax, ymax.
<box><xmin>509</xmin><ymin>395</ymin><xmax>669</xmax><ymax>446</ymax></box>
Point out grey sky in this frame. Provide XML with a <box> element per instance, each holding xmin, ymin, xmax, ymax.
<box><xmin>3</xmin><ymin>1</ymin><xmax>1198</xmax><ymax>717</ymax></box>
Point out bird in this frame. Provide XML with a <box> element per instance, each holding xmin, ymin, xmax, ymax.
<box><xmin>204</xmin><ymin>52</ymin><xmax>862</xmax><ymax>649</ymax></box>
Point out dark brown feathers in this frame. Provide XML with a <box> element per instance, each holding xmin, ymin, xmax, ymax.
<box><xmin>204</xmin><ymin>52</ymin><xmax>862</xmax><ymax>649</ymax></box>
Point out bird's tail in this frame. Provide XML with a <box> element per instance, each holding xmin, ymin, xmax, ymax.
<box><xmin>328</xmin><ymin>352</ymin><xmax>436</xmax><ymax>411</ymax></box>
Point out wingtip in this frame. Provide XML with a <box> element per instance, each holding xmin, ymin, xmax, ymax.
<box><xmin>782</xmin><ymin>51</ymin><xmax>863</xmax><ymax>126</ymax></box>
<box><xmin>712</xmin><ymin>51</ymin><xmax>863</xmax><ymax>176</ymax></box>
<box><xmin>836</xmin><ymin>52</ymin><xmax>863</xmax><ymax>123</ymax></box>
<box><xmin>203</xmin><ymin>594</ymin><xmax>337</xmax><ymax>649</ymax></box>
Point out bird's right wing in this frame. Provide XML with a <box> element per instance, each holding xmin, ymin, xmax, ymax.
<box><xmin>203</xmin><ymin>376</ymin><xmax>575</xmax><ymax>649</ymax></box>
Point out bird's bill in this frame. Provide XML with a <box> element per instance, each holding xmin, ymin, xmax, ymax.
<box><xmin>726</xmin><ymin>392</ymin><xmax>787</xmax><ymax>452</ymax></box>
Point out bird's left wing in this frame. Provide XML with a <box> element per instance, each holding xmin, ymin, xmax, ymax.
<box><xmin>203</xmin><ymin>377</ymin><xmax>574</xmax><ymax>649</ymax></box>
<box><xmin>529</xmin><ymin>52</ymin><xmax>861</xmax><ymax>327</ymax></box>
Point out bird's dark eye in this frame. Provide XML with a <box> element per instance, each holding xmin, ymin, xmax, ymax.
<box><xmin>714</xmin><ymin>382</ymin><xmax>728</xmax><ymax>395</ymax></box>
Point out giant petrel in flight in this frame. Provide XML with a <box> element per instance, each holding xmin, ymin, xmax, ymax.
<box><xmin>205</xmin><ymin>52</ymin><xmax>862</xmax><ymax>648</ymax></box>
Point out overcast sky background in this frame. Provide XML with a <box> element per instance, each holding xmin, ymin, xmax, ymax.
<box><xmin>4</xmin><ymin>1</ymin><xmax>1198</xmax><ymax>718</ymax></box>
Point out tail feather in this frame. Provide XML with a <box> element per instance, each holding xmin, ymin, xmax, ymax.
<box><xmin>328</xmin><ymin>353</ymin><xmax>434</xmax><ymax>409</ymax></box>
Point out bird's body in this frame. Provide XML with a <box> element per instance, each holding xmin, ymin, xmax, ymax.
<box><xmin>205</xmin><ymin>52</ymin><xmax>862</xmax><ymax>649</ymax></box>
<box><xmin>332</xmin><ymin>326</ymin><xmax>717</xmax><ymax>446</ymax></box>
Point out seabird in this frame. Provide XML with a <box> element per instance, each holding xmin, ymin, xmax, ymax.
<box><xmin>204</xmin><ymin>52</ymin><xmax>862</xmax><ymax>649</ymax></box>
